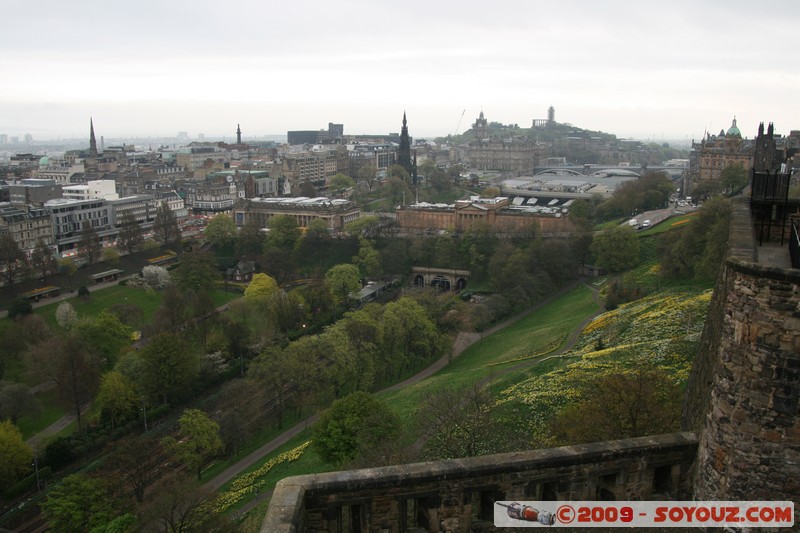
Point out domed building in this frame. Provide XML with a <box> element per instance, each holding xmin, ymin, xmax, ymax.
<box><xmin>689</xmin><ymin>116</ymin><xmax>754</xmax><ymax>190</ymax></box>
<box><xmin>726</xmin><ymin>116</ymin><xmax>742</xmax><ymax>137</ymax></box>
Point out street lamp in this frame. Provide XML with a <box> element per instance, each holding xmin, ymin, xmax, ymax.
<box><xmin>141</xmin><ymin>397</ymin><xmax>148</xmax><ymax>431</ymax></box>
<box><xmin>33</xmin><ymin>456</ymin><xmax>41</xmax><ymax>491</ymax></box>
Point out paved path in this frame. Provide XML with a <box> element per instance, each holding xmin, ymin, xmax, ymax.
<box><xmin>201</xmin><ymin>279</ymin><xmax>596</xmax><ymax>508</ymax></box>
<box><xmin>26</xmin><ymin>403</ymin><xmax>91</xmax><ymax>449</ymax></box>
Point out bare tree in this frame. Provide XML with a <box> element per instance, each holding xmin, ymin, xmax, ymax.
<box><xmin>153</xmin><ymin>201</ymin><xmax>180</xmax><ymax>246</ymax></box>
<box><xmin>79</xmin><ymin>221</ymin><xmax>102</xmax><ymax>269</ymax></box>
<box><xmin>26</xmin><ymin>335</ymin><xmax>100</xmax><ymax>431</ymax></box>
<box><xmin>0</xmin><ymin>234</ymin><xmax>28</xmax><ymax>291</ymax></box>
<box><xmin>106</xmin><ymin>435</ymin><xmax>165</xmax><ymax>503</ymax></box>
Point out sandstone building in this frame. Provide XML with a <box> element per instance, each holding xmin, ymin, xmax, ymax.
<box><xmin>234</xmin><ymin>197</ymin><xmax>360</xmax><ymax>232</ymax></box>
<box><xmin>396</xmin><ymin>196</ymin><xmax>576</xmax><ymax>236</ymax></box>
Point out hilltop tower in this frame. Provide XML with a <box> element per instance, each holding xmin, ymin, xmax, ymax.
<box><xmin>472</xmin><ymin>110</ymin><xmax>488</xmax><ymax>139</ymax></box>
<box><xmin>547</xmin><ymin>105</ymin><xmax>555</xmax><ymax>125</ymax></box>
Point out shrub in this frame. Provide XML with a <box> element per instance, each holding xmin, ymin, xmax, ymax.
<box><xmin>78</xmin><ymin>285</ymin><xmax>90</xmax><ymax>298</ymax></box>
<box><xmin>7</xmin><ymin>297</ymin><xmax>32</xmax><ymax>319</ymax></box>
<box><xmin>141</xmin><ymin>265</ymin><xmax>171</xmax><ymax>289</ymax></box>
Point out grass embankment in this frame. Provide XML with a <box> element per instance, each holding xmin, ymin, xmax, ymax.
<box><xmin>381</xmin><ymin>285</ymin><xmax>600</xmax><ymax>427</ymax></box>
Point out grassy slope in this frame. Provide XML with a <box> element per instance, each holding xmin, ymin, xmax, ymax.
<box><xmin>219</xmin><ymin>284</ymin><xmax>601</xmax><ymax>516</ymax></box>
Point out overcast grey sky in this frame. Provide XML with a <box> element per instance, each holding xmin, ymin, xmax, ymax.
<box><xmin>1</xmin><ymin>0</ymin><xmax>798</xmax><ymax>142</ymax></box>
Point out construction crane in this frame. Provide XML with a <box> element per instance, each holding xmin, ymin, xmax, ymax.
<box><xmin>453</xmin><ymin>109</ymin><xmax>466</xmax><ymax>137</ymax></box>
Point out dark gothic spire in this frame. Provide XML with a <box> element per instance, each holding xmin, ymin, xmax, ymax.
<box><xmin>236</xmin><ymin>123</ymin><xmax>242</xmax><ymax>145</ymax></box>
<box><xmin>398</xmin><ymin>112</ymin><xmax>412</xmax><ymax>178</ymax></box>
<box><xmin>89</xmin><ymin>118</ymin><xmax>98</xmax><ymax>157</ymax></box>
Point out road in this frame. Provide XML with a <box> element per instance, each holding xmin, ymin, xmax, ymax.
<box><xmin>623</xmin><ymin>202</ymin><xmax>698</xmax><ymax>230</ymax></box>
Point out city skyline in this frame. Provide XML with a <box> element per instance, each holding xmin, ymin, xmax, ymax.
<box><xmin>2</xmin><ymin>0</ymin><xmax>799</xmax><ymax>142</ymax></box>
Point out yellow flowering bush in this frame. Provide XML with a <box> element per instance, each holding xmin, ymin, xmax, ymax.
<box><xmin>198</xmin><ymin>441</ymin><xmax>311</xmax><ymax>519</ymax></box>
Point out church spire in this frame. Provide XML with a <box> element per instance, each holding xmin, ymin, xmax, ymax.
<box><xmin>398</xmin><ymin>111</ymin><xmax>412</xmax><ymax>178</ymax></box>
<box><xmin>236</xmin><ymin>123</ymin><xmax>242</xmax><ymax>145</ymax></box>
<box><xmin>89</xmin><ymin>117</ymin><xmax>98</xmax><ymax>157</ymax></box>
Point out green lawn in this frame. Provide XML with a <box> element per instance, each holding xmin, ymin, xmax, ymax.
<box><xmin>379</xmin><ymin>284</ymin><xmax>600</xmax><ymax>427</ymax></box>
<box><xmin>29</xmin><ymin>285</ymin><xmax>164</xmax><ymax>328</ymax></box>
<box><xmin>16</xmin><ymin>388</ymin><xmax>66</xmax><ymax>440</ymax></box>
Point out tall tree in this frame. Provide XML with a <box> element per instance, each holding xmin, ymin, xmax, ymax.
<box><xmin>105</xmin><ymin>435</ymin><xmax>164</xmax><ymax>503</ymax></box>
<box><xmin>74</xmin><ymin>311</ymin><xmax>133</xmax><ymax>366</ymax></box>
<box><xmin>161</xmin><ymin>408</ymin><xmax>223</xmax><ymax>479</ymax></box>
<box><xmin>590</xmin><ymin>225</ymin><xmax>640</xmax><ymax>274</ymax></box>
<box><xmin>352</xmin><ymin>237</ymin><xmax>382</xmax><ymax>278</ymax></box>
<box><xmin>248</xmin><ymin>347</ymin><xmax>292</xmax><ymax>428</ymax></box>
<box><xmin>96</xmin><ymin>371</ymin><xmax>138</xmax><ymax>430</ymax></box>
<box><xmin>0</xmin><ymin>234</ymin><xmax>27</xmax><ymax>291</ymax></box>
<box><xmin>312</xmin><ymin>391</ymin><xmax>399</xmax><ymax>466</ymax></box>
<box><xmin>172</xmin><ymin>250</ymin><xmax>219</xmax><ymax>293</ymax></box>
<box><xmin>265</xmin><ymin>214</ymin><xmax>301</xmax><ymax>250</ymax></box>
<box><xmin>293</xmin><ymin>218</ymin><xmax>331</xmax><ymax>269</ymax></box>
<box><xmin>78</xmin><ymin>221</ymin><xmax>102</xmax><ymax>269</ymax></box>
<box><xmin>325</xmin><ymin>263</ymin><xmax>361</xmax><ymax>308</ymax></box>
<box><xmin>152</xmin><ymin>285</ymin><xmax>188</xmax><ymax>334</ymax></box>
<box><xmin>203</xmin><ymin>213</ymin><xmax>237</xmax><ymax>249</ymax></box>
<box><xmin>721</xmin><ymin>162</ymin><xmax>748</xmax><ymax>193</ymax></box>
<box><xmin>30</xmin><ymin>238</ymin><xmax>56</xmax><ymax>281</ymax></box>
<box><xmin>137</xmin><ymin>333</ymin><xmax>199</xmax><ymax>405</ymax></box>
<box><xmin>117</xmin><ymin>210</ymin><xmax>143</xmax><ymax>254</ymax></box>
<box><xmin>328</xmin><ymin>172</ymin><xmax>355</xmax><ymax>196</ymax></box>
<box><xmin>0</xmin><ymin>420</ymin><xmax>33</xmax><ymax>487</ymax></box>
<box><xmin>381</xmin><ymin>297</ymin><xmax>443</xmax><ymax>375</ymax></box>
<box><xmin>235</xmin><ymin>215</ymin><xmax>264</xmax><ymax>260</ymax></box>
<box><xmin>39</xmin><ymin>473</ymin><xmax>121</xmax><ymax>532</ymax></box>
<box><xmin>356</xmin><ymin>164</ymin><xmax>377</xmax><ymax>192</ymax></box>
<box><xmin>153</xmin><ymin>201</ymin><xmax>180</xmax><ymax>246</ymax></box>
<box><xmin>26</xmin><ymin>335</ymin><xmax>100</xmax><ymax>431</ymax></box>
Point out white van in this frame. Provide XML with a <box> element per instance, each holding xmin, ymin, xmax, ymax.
<box><xmin>628</xmin><ymin>219</ymin><xmax>638</xmax><ymax>227</ymax></box>
<box><xmin>642</xmin><ymin>220</ymin><xmax>651</xmax><ymax>228</ymax></box>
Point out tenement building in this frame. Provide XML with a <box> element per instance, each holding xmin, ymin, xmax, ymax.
<box><xmin>0</xmin><ymin>203</ymin><xmax>53</xmax><ymax>254</ymax></box>
<box><xmin>264</xmin><ymin>186</ymin><xmax>800</xmax><ymax>531</ymax></box>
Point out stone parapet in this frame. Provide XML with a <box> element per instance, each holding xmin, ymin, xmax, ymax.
<box><xmin>262</xmin><ymin>433</ymin><xmax>698</xmax><ymax>532</ymax></box>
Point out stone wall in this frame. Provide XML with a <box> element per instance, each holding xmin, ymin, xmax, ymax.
<box><xmin>263</xmin><ymin>433</ymin><xmax>698</xmax><ymax>533</ymax></box>
<box><xmin>684</xmin><ymin>197</ymin><xmax>800</xmax><ymax>522</ymax></box>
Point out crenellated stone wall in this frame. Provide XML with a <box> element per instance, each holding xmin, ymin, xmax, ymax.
<box><xmin>684</xmin><ymin>197</ymin><xmax>800</xmax><ymax>522</ymax></box>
